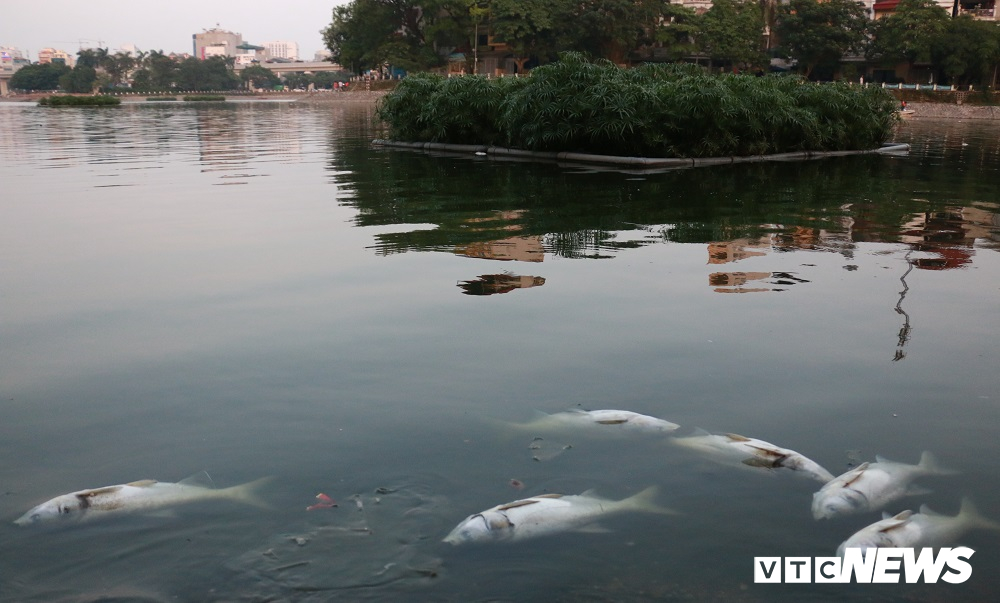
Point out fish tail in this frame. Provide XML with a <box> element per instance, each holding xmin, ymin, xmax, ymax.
<box><xmin>222</xmin><ymin>476</ymin><xmax>275</xmax><ymax>510</ymax></box>
<box><xmin>957</xmin><ymin>497</ymin><xmax>1000</xmax><ymax>533</ymax></box>
<box><xmin>917</xmin><ymin>451</ymin><xmax>957</xmax><ymax>476</ymax></box>
<box><xmin>622</xmin><ymin>486</ymin><xmax>678</xmax><ymax>516</ymax></box>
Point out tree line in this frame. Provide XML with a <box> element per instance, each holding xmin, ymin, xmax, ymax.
<box><xmin>323</xmin><ymin>0</ymin><xmax>1000</xmax><ymax>86</ymax></box>
<box><xmin>10</xmin><ymin>50</ymin><xmax>352</xmax><ymax>93</ymax></box>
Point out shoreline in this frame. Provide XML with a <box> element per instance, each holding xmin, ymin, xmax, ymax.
<box><xmin>0</xmin><ymin>90</ymin><xmax>389</xmax><ymax>104</ymax></box>
<box><xmin>4</xmin><ymin>93</ymin><xmax>1000</xmax><ymax>119</ymax></box>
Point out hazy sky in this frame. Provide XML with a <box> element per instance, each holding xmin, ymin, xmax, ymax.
<box><xmin>3</xmin><ymin>1</ymin><xmax>350</xmax><ymax>61</ymax></box>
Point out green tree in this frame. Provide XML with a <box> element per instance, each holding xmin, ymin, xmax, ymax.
<box><xmin>282</xmin><ymin>72</ymin><xmax>314</xmax><ymax>89</ymax></box>
<box><xmin>490</xmin><ymin>0</ymin><xmax>575</xmax><ymax>71</ymax></box>
<box><xmin>175</xmin><ymin>56</ymin><xmax>240</xmax><ymax>91</ymax></box>
<box><xmin>868</xmin><ymin>0</ymin><xmax>949</xmax><ymax>69</ymax></box>
<box><xmin>242</xmin><ymin>65</ymin><xmax>282</xmax><ymax>89</ymax></box>
<box><xmin>146</xmin><ymin>51</ymin><xmax>178</xmax><ymax>89</ymax></box>
<box><xmin>322</xmin><ymin>0</ymin><xmax>470</xmax><ymax>73</ymax></box>
<box><xmin>932</xmin><ymin>16</ymin><xmax>1000</xmax><ymax>87</ymax></box>
<box><xmin>9</xmin><ymin>63</ymin><xmax>70</xmax><ymax>91</ymax></box>
<box><xmin>571</xmin><ymin>0</ymin><xmax>673</xmax><ymax>64</ymax></box>
<box><xmin>697</xmin><ymin>0</ymin><xmax>767</xmax><ymax>70</ymax></box>
<box><xmin>59</xmin><ymin>64</ymin><xmax>98</xmax><ymax>93</ymax></box>
<box><xmin>104</xmin><ymin>51</ymin><xmax>136</xmax><ymax>87</ymax></box>
<box><xmin>776</xmin><ymin>0</ymin><xmax>869</xmax><ymax>79</ymax></box>
<box><xmin>650</xmin><ymin>4</ymin><xmax>700</xmax><ymax>62</ymax></box>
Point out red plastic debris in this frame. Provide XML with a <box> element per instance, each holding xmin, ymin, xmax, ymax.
<box><xmin>306</xmin><ymin>492</ymin><xmax>338</xmax><ymax>511</ymax></box>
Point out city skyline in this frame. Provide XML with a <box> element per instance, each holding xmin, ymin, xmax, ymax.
<box><xmin>3</xmin><ymin>0</ymin><xmax>348</xmax><ymax>61</ymax></box>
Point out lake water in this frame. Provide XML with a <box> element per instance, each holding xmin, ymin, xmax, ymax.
<box><xmin>1</xmin><ymin>101</ymin><xmax>998</xmax><ymax>602</ymax></box>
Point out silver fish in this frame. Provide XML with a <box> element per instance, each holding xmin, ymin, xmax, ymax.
<box><xmin>673</xmin><ymin>430</ymin><xmax>835</xmax><ymax>483</ymax></box>
<box><xmin>812</xmin><ymin>451</ymin><xmax>954</xmax><ymax>520</ymax></box>
<box><xmin>505</xmin><ymin>409</ymin><xmax>680</xmax><ymax>435</ymax></box>
<box><xmin>14</xmin><ymin>472</ymin><xmax>272</xmax><ymax>526</ymax></box>
<box><xmin>836</xmin><ymin>498</ymin><xmax>1000</xmax><ymax>556</ymax></box>
<box><xmin>443</xmin><ymin>486</ymin><xmax>673</xmax><ymax>545</ymax></box>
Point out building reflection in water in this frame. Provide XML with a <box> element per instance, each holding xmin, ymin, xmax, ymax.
<box><xmin>453</xmin><ymin>211</ymin><xmax>547</xmax><ymax>296</ymax></box>
<box><xmin>458</xmin><ymin>273</ymin><xmax>546</xmax><ymax>296</ymax></box>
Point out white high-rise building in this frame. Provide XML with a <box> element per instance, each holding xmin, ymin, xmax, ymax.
<box><xmin>264</xmin><ymin>40</ymin><xmax>299</xmax><ymax>61</ymax></box>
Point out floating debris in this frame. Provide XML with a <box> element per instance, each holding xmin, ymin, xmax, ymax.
<box><xmin>306</xmin><ymin>492</ymin><xmax>338</xmax><ymax>511</ymax></box>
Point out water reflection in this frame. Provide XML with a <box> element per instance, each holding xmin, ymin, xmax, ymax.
<box><xmin>3</xmin><ymin>103</ymin><xmax>1000</xmax><ymax>602</ymax></box>
<box><xmin>458</xmin><ymin>273</ymin><xmax>546</xmax><ymax>296</ymax></box>
<box><xmin>332</xmin><ymin>141</ymin><xmax>999</xmax><ymax>263</ymax></box>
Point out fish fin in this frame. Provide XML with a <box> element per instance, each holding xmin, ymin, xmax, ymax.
<box><xmin>533</xmin><ymin>493</ymin><xmax>564</xmax><ymax>499</ymax></box>
<box><xmin>691</xmin><ymin>427</ymin><xmax>712</xmax><ymax>436</ymax></box>
<box><xmin>126</xmin><ymin>480</ymin><xmax>158</xmax><ymax>487</ymax></box>
<box><xmin>918</xmin><ymin>503</ymin><xmax>941</xmax><ymax>517</ymax></box>
<box><xmin>622</xmin><ymin>486</ymin><xmax>678</xmax><ymax>516</ymax></box>
<box><xmin>497</xmin><ymin>499</ymin><xmax>540</xmax><ymax>511</ymax></box>
<box><xmin>574</xmin><ymin>523</ymin><xmax>612</xmax><ymax>534</ymax></box>
<box><xmin>595</xmin><ymin>419</ymin><xmax>629</xmax><ymax>425</ymax></box>
<box><xmin>916</xmin><ymin>451</ymin><xmax>957</xmax><ymax>476</ymax></box>
<box><xmin>956</xmin><ymin>498</ymin><xmax>1000</xmax><ymax>532</ymax></box>
<box><xmin>178</xmin><ymin>471</ymin><xmax>215</xmax><ymax>488</ymax></box>
<box><xmin>724</xmin><ymin>433</ymin><xmax>751</xmax><ymax>442</ymax></box>
<box><xmin>841</xmin><ymin>463</ymin><xmax>870</xmax><ymax>487</ymax></box>
<box><xmin>579</xmin><ymin>488</ymin><xmax>599</xmax><ymax>498</ymax></box>
<box><xmin>82</xmin><ymin>486</ymin><xmax>126</xmax><ymax>497</ymax></box>
<box><xmin>221</xmin><ymin>476</ymin><xmax>275</xmax><ymax>510</ymax></box>
<box><xmin>876</xmin><ymin>510</ymin><xmax>914</xmax><ymax>532</ymax></box>
<box><xmin>874</xmin><ymin>454</ymin><xmax>892</xmax><ymax>464</ymax></box>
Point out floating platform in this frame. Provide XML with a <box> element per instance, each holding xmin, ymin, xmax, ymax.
<box><xmin>371</xmin><ymin>140</ymin><xmax>910</xmax><ymax>170</ymax></box>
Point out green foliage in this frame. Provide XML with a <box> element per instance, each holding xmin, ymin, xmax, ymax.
<box><xmin>322</xmin><ymin>0</ymin><xmax>471</xmax><ymax>73</ymax></box>
<box><xmin>37</xmin><ymin>95</ymin><xmax>121</xmax><ymax>106</ymax></box>
<box><xmin>175</xmin><ymin>57</ymin><xmax>240</xmax><ymax>91</ymax></box>
<box><xmin>377</xmin><ymin>54</ymin><xmax>898</xmax><ymax>158</ymax></box>
<box><xmin>146</xmin><ymin>96</ymin><xmax>179</xmax><ymax>101</ymax></box>
<box><xmin>183</xmin><ymin>95</ymin><xmax>227</xmax><ymax>101</ymax></box>
<box><xmin>932</xmin><ymin>16</ymin><xmax>1000</xmax><ymax>87</ymax></box>
<box><xmin>868</xmin><ymin>0</ymin><xmax>949</xmax><ymax>66</ymax></box>
<box><xmin>59</xmin><ymin>64</ymin><xmax>97</xmax><ymax>93</ymax></box>
<box><xmin>241</xmin><ymin>65</ymin><xmax>281</xmax><ymax>89</ymax></box>
<box><xmin>697</xmin><ymin>0</ymin><xmax>767</xmax><ymax>69</ymax></box>
<box><xmin>776</xmin><ymin>0</ymin><xmax>869</xmax><ymax>79</ymax></box>
<box><xmin>9</xmin><ymin>63</ymin><xmax>70</xmax><ymax>91</ymax></box>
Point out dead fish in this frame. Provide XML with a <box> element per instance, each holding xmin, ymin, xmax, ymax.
<box><xmin>14</xmin><ymin>472</ymin><xmax>272</xmax><ymax>526</ymax></box>
<box><xmin>673</xmin><ymin>430</ymin><xmax>835</xmax><ymax>483</ymax></box>
<box><xmin>505</xmin><ymin>409</ymin><xmax>680</xmax><ymax>435</ymax></box>
<box><xmin>836</xmin><ymin>498</ymin><xmax>1000</xmax><ymax>556</ymax></box>
<box><xmin>443</xmin><ymin>486</ymin><xmax>673</xmax><ymax>544</ymax></box>
<box><xmin>812</xmin><ymin>451</ymin><xmax>955</xmax><ymax>520</ymax></box>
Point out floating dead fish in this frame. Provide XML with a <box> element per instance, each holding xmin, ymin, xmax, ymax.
<box><xmin>443</xmin><ymin>486</ymin><xmax>674</xmax><ymax>545</ymax></box>
<box><xmin>14</xmin><ymin>472</ymin><xmax>272</xmax><ymax>526</ymax></box>
<box><xmin>673</xmin><ymin>430</ymin><xmax>835</xmax><ymax>483</ymax></box>
<box><xmin>507</xmin><ymin>409</ymin><xmax>680</xmax><ymax>436</ymax></box>
<box><xmin>812</xmin><ymin>451</ymin><xmax>955</xmax><ymax>520</ymax></box>
<box><xmin>836</xmin><ymin>498</ymin><xmax>1000</xmax><ymax>556</ymax></box>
